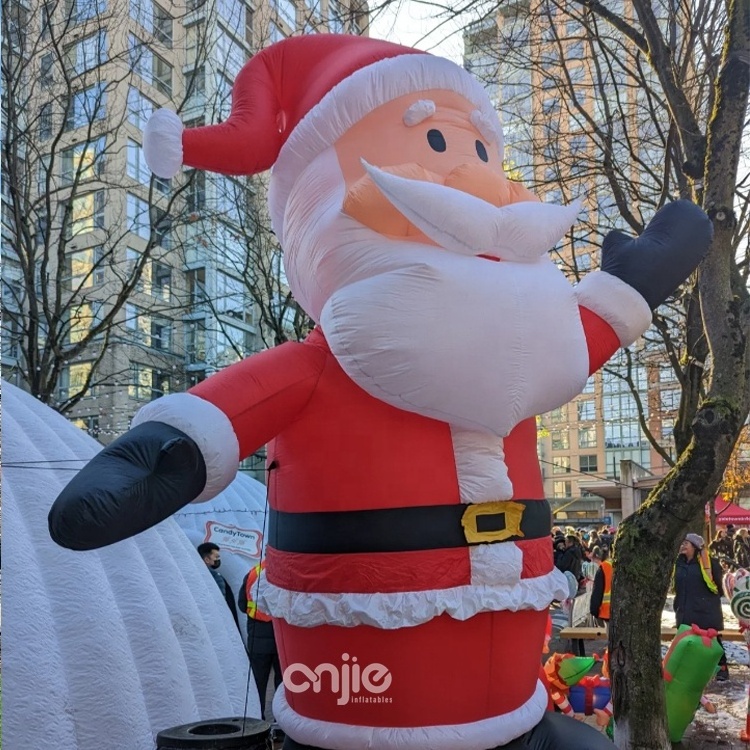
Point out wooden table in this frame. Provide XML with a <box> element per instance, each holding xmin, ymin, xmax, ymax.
<box><xmin>559</xmin><ymin>626</ymin><xmax>746</xmax><ymax>642</ymax></box>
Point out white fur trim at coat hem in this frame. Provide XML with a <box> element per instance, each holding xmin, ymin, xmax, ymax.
<box><xmin>575</xmin><ymin>270</ymin><xmax>652</xmax><ymax>347</ymax></box>
<box><xmin>131</xmin><ymin>392</ymin><xmax>239</xmax><ymax>502</ymax></box>
<box><xmin>258</xmin><ymin>568</ymin><xmax>568</xmax><ymax>629</ymax></box>
<box><xmin>274</xmin><ymin>677</ymin><xmax>548</xmax><ymax>750</ymax></box>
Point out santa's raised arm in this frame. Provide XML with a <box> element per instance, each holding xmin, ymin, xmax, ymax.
<box><xmin>50</xmin><ymin>34</ymin><xmax>711</xmax><ymax>750</ymax></box>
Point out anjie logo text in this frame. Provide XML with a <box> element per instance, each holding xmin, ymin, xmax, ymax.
<box><xmin>283</xmin><ymin>653</ymin><xmax>392</xmax><ymax>706</ymax></box>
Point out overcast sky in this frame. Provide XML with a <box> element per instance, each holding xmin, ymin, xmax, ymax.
<box><xmin>367</xmin><ymin>0</ymin><xmax>467</xmax><ymax>62</ymax></box>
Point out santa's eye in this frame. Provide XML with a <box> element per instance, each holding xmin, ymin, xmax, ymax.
<box><xmin>475</xmin><ymin>140</ymin><xmax>489</xmax><ymax>162</ymax></box>
<box><xmin>427</xmin><ymin>129</ymin><xmax>446</xmax><ymax>152</ymax></box>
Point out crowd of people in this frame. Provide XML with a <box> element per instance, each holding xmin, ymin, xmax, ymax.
<box><xmin>552</xmin><ymin>524</ymin><xmax>615</xmax><ymax>624</ymax></box>
<box><xmin>552</xmin><ymin>523</ymin><xmax>739</xmax><ymax>683</ymax></box>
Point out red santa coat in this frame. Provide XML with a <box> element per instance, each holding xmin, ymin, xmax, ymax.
<box><xmin>180</xmin><ymin>309</ymin><xmax>620</xmax><ymax>748</ymax></box>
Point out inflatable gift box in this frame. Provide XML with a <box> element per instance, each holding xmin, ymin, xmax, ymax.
<box><xmin>568</xmin><ymin>676</ymin><xmax>611</xmax><ymax>716</ymax></box>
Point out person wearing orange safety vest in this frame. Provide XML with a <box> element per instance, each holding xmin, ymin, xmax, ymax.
<box><xmin>239</xmin><ymin>560</ymin><xmax>282</xmax><ymax>719</ymax></box>
<box><xmin>590</xmin><ymin>547</ymin><xmax>612</xmax><ymax>623</ymax></box>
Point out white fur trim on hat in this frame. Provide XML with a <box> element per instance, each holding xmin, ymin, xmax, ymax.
<box><xmin>144</xmin><ymin>108</ymin><xmax>184</xmax><ymax>179</ymax></box>
<box><xmin>575</xmin><ymin>270</ymin><xmax>653</xmax><ymax>347</ymax></box>
<box><xmin>131</xmin><ymin>392</ymin><xmax>239</xmax><ymax>502</ymax></box>
<box><xmin>269</xmin><ymin>54</ymin><xmax>504</xmax><ymax>242</ymax></box>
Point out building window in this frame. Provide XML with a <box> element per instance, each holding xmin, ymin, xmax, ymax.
<box><xmin>553</xmin><ymin>481</ymin><xmax>572</xmax><ymax>498</ymax></box>
<box><xmin>551</xmin><ymin>430</ymin><xmax>569</xmax><ymax>451</ymax></box>
<box><xmin>153</xmin><ymin>3</ymin><xmax>172</xmax><ymax>46</ymax></box>
<box><xmin>186</xmin><ymin>320</ymin><xmax>206</xmax><ymax>363</ymax></box>
<box><xmin>661</xmin><ymin>418</ymin><xmax>675</xmax><ymax>442</ymax></box>
<box><xmin>65</xmin><ymin>83</ymin><xmax>107</xmax><ymax>131</ymax></box>
<box><xmin>127</xmin><ymin>86</ymin><xmax>154</xmax><ymax>129</ymax></box>
<box><xmin>187</xmin><ymin>267</ymin><xmax>207</xmax><ymax>305</ymax></box>
<box><xmin>215</xmin><ymin>323</ymin><xmax>253</xmax><ymax>367</ymax></box>
<box><xmin>65</xmin><ymin>246</ymin><xmax>105</xmax><ymax>289</ymax></box>
<box><xmin>269</xmin><ymin>21</ymin><xmax>286</xmax><ymax>43</ymax></box>
<box><xmin>125</xmin><ymin>304</ymin><xmax>172</xmax><ymax>351</ymax></box>
<box><xmin>218</xmin><ymin>0</ymin><xmax>246</xmax><ymax>29</ymax></box>
<box><xmin>40</xmin><ymin>52</ymin><xmax>54</xmax><ymax>86</ymax></box>
<box><xmin>216</xmin><ymin>27</ymin><xmax>245</xmax><ymax>77</ymax></box>
<box><xmin>153</xmin><ymin>262</ymin><xmax>171</xmax><ymax>302</ymax></box>
<box><xmin>604</xmin><ymin>420</ymin><xmax>642</xmax><ymax>449</ymax></box>
<box><xmin>62</xmin><ymin>137</ymin><xmax>106</xmax><ymax>184</ymax></box>
<box><xmin>39</xmin><ymin>102</ymin><xmax>53</xmax><ymax>139</ymax></box>
<box><xmin>660</xmin><ymin>367</ymin><xmax>678</xmax><ymax>383</ymax></box>
<box><xmin>578</xmin><ymin>425</ymin><xmax>597</xmax><ymax>448</ymax></box>
<box><xmin>582</xmin><ymin>376</ymin><xmax>595</xmax><ymax>394</ymax></box>
<box><xmin>216</xmin><ymin>270</ymin><xmax>251</xmax><ymax>323</ymax></box>
<box><xmin>68</xmin><ymin>190</ymin><xmax>105</xmax><ymax>237</ymax></box>
<box><xmin>130</xmin><ymin>362</ymin><xmax>171</xmax><ymax>400</ymax></box>
<box><xmin>577</xmin><ymin>399</ymin><xmax>595</xmax><ymax>421</ymax></box>
<box><xmin>327</xmin><ymin>0</ymin><xmax>344</xmax><ymax>31</ymax></box>
<box><xmin>186</xmin><ymin>170</ymin><xmax>206</xmax><ymax>212</ymax></box>
<box><xmin>552</xmin><ymin>456</ymin><xmax>571</xmax><ymax>474</ymax></box>
<box><xmin>660</xmin><ymin>388</ymin><xmax>680</xmax><ymax>411</ymax></box>
<box><xmin>550</xmin><ymin>406</ymin><xmax>566</xmax><ymax>423</ymax></box>
<box><xmin>59</xmin><ymin>361</ymin><xmax>93</xmax><ymax>401</ymax></box>
<box><xmin>129</xmin><ymin>35</ymin><xmax>172</xmax><ymax>95</ymax></box>
<box><xmin>127</xmin><ymin>192</ymin><xmax>150</xmax><ymax>239</ymax></box>
<box><xmin>579</xmin><ymin>454</ymin><xmax>598</xmax><ymax>473</ymax></box>
<box><xmin>127</xmin><ymin>138</ymin><xmax>150</xmax><ymax>184</ymax></box>
<box><xmin>68</xmin><ymin>0</ymin><xmax>107</xmax><ymax>24</ymax></box>
<box><xmin>71</xmin><ymin>415</ymin><xmax>100</xmax><ymax>438</ymax></box>
<box><xmin>272</xmin><ymin>0</ymin><xmax>297</xmax><ymax>30</ymax></box>
<box><xmin>68</xmin><ymin>301</ymin><xmax>103</xmax><ymax>343</ymax></box>
<box><xmin>65</xmin><ymin>30</ymin><xmax>107</xmax><ymax>74</ymax></box>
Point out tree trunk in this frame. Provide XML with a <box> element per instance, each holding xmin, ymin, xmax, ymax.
<box><xmin>609</xmin><ymin>513</ymin><xmax>673</xmax><ymax>749</ymax></box>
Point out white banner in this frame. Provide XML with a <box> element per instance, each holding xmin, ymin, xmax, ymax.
<box><xmin>204</xmin><ymin>521</ymin><xmax>263</xmax><ymax>560</ymax></box>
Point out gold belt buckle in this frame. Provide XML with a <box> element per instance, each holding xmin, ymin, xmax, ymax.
<box><xmin>461</xmin><ymin>500</ymin><xmax>525</xmax><ymax>544</ymax></box>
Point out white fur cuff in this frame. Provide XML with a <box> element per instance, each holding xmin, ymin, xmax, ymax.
<box><xmin>575</xmin><ymin>270</ymin><xmax>652</xmax><ymax>346</ymax></box>
<box><xmin>131</xmin><ymin>393</ymin><xmax>239</xmax><ymax>502</ymax></box>
<box><xmin>273</xmin><ymin>680</ymin><xmax>548</xmax><ymax>750</ymax></box>
<box><xmin>144</xmin><ymin>109</ymin><xmax>184</xmax><ymax>178</ymax></box>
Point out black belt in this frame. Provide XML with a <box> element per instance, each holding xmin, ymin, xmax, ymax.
<box><xmin>268</xmin><ymin>499</ymin><xmax>551</xmax><ymax>555</ymax></box>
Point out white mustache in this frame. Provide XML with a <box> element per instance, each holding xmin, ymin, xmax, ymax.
<box><xmin>362</xmin><ymin>160</ymin><xmax>581</xmax><ymax>262</ymax></box>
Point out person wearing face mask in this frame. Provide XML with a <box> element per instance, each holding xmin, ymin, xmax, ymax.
<box><xmin>197</xmin><ymin>542</ymin><xmax>240</xmax><ymax>629</ymax></box>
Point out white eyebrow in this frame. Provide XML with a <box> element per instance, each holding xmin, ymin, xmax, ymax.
<box><xmin>403</xmin><ymin>100</ymin><xmax>436</xmax><ymax>127</ymax></box>
<box><xmin>471</xmin><ymin>110</ymin><xmax>497</xmax><ymax>145</ymax></box>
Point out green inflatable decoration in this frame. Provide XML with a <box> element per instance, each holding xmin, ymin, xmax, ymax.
<box><xmin>663</xmin><ymin>624</ymin><xmax>723</xmax><ymax>742</ymax></box>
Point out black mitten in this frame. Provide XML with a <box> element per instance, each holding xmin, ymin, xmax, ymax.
<box><xmin>49</xmin><ymin>421</ymin><xmax>206</xmax><ymax>550</ymax></box>
<box><xmin>601</xmin><ymin>200</ymin><xmax>713</xmax><ymax>309</ymax></box>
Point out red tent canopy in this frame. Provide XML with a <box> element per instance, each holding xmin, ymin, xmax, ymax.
<box><xmin>708</xmin><ymin>497</ymin><xmax>750</xmax><ymax>525</ymax></box>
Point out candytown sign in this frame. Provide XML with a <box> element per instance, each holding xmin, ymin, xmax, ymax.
<box><xmin>204</xmin><ymin>521</ymin><xmax>262</xmax><ymax>559</ymax></box>
<box><xmin>283</xmin><ymin>654</ymin><xmax>393</xmax><ymax>706</ymax></box>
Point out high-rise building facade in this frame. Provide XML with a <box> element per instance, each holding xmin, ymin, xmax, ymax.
<box><xmin>2</xmin><ymin>0</ymin><xmax>366</xmax><ymax>479</ymax></box>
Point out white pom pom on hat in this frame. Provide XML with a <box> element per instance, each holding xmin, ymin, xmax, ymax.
<box><xmin>144</xmin><ymin>109</ymin><xmax>184</xmax><ymax>179</ymax></box>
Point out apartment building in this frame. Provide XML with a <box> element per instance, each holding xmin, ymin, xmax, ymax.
<box><xmin>463</xmin><ymin>0</ymin><xmax>682</xmax><ymax>522</ymax></box>
<box><xmin>2</xmin><ymin>0</ymin><xmax>366</xmax><ymax>478</ymax></box>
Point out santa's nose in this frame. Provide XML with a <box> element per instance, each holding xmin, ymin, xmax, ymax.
<box><xmin>443</xmin><ymin>163</ymin><xmax>509</xmax><ymax>206</ymax></box>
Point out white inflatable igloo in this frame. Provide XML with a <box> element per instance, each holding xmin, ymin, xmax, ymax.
<box><xmin>2</xmin><ymin>382</ymin><xmax>262</xmax><ymax>749</ymax></box>
<box><xmin>173</xmin><ymin>471</ymin><xmax>269</xmax><ymax>614</ymax></box>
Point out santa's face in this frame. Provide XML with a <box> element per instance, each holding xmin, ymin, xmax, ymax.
<box><xmin>280</xmin><ymin>89</ymin><xmax>587</xmax><ymax>436</ymax></box>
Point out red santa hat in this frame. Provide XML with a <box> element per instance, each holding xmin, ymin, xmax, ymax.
<box><xmin>144</xmin><ymin>34</ymin><xmax>504</xmax><ymax>235</ymax></box>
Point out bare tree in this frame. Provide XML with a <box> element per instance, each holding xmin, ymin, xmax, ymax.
<box><xmin>0</xmin><ymin>0</ymin><xmax>227</xmax><ymax>423</ymax></box>
<box><xmin>456</xmin><ymin>0</ymin><xmax>749</xmax><ymax>745</ymax></box>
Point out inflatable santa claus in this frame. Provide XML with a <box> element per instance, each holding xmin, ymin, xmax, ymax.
<box><xmin>50</xmin><ymin>34</ymin><xmax>712</xmax><ymax>750</ymax></box>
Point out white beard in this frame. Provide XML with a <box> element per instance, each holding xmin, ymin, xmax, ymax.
<box><xmin>280</xmin><ymin>148</ymin><xmax>590</xmax><ymax>436</ymax></box>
